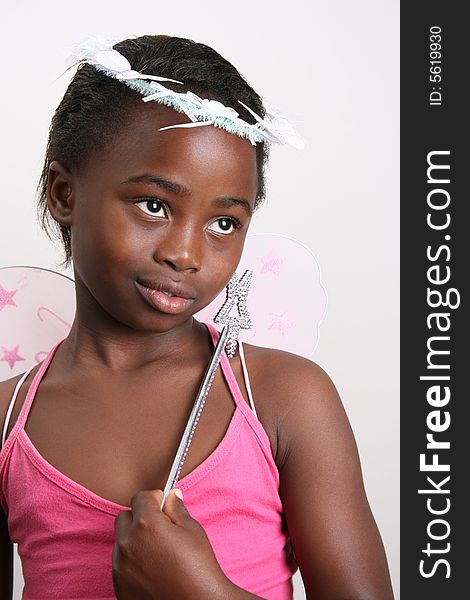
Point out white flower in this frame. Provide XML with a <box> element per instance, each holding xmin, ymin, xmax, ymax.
<box><xmin>201</xmin><ymin>99</ymin><xmax>239</xmax><ymax>119</ymax></box>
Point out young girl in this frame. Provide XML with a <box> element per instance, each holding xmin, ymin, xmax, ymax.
<box><xmin>0</xmin><ymin>35</ymin><xmax>394</xmax><ymax>599</ymax></box>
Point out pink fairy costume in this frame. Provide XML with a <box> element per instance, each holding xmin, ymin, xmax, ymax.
<box><xmin>1</xmin><ymin>324</ymin><xmax>298</xmax><ymax>599</ymax></box>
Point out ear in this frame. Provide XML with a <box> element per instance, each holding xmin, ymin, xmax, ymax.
<box><xmin>47</xmin><ymin>160</ymin><xmax>75</xmax><ymax>226</ymax></box>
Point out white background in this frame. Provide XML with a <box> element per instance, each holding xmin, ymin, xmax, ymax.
<box><xmin>0</xmin><ymin>1</ymin><xmax>399</xmax><ymax>597</ymax></box>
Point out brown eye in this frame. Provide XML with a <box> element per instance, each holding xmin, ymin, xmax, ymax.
<box><xmin>207</xmin><ymin>218</ymin><xmax>240</xmax><ymax>235</ymax></box>
<box><xmin>135</xmin><ymin>198</ymin><xmax>165</xmax><ymax>216</ymax></box>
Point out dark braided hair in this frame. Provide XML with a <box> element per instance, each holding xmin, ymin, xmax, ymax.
<box><xmin>37</xmin><ymin>35</ymin><xmax>270</xmax><ymax>266</ymax></box>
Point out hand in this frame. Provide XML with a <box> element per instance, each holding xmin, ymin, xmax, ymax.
<box><xmin>112</xmin><ymin>488</ymin><xmax>231</xmax><ymax>600</ymax></box>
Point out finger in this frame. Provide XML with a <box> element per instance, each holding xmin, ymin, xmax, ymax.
<box><xmin>130</xmin><ymin>488</ymin><xmax>163</xmax><ymax>511</ymax></box>
<box><xmin>161</xmin><ymin>488</ymin><xmax>190</xmax><ymax>525</ymax></box>
<box><xmin>113</xmin><ymin>510</ymin><xmax>133</xmax><ymax>568</ymax></box>
<box><xmin>114</xmin><ymin>508</ymin><xmax>133</xmax><ymax>539</ymax></box>
<box><xmin>130</xmin><ymin>489</ymin><xmax>167</xmax><ymax>524</ymax></box>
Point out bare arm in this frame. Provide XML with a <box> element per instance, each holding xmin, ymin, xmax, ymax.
<box><xmin>270</xmin><ymin>353</ymin><xmax>394</xmax><ymax>599</ymax></box>
<box><xmin>0</xmin><ymin>506</ymin><xmax>13</xmax><ymax>600</ymax></box>
<box><xmin>0</xmin><ymin>377</ymin><xmax>20</xmax><ymax>600</ymax></box>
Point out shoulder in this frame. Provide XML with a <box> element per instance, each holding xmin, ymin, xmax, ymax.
<box><xmin>0</xmin><ymin>375</ymin><xmax>22</xmax><ymax>418</ymax></box>
<box><xmin>0</xmin><ymin>371</ymin><xmax>35</xmax><ymax>444</ymax></box>
<box><xmin>240</xmin><ymin>343</ymin><xmax>343</xmax><ymax>467</ymax></box>
<box><xmin>242</xmin><ymin>342</ymin><xmax>339</xmax><ymax>415</ymax></box>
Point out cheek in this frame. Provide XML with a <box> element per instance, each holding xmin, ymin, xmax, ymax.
<box><xmin>72</xmin><ymin>200</ymin><xmax>142</xmax><ymax>271</ymax></box>
<box><xmin>203</xmin><ymin>236</ymin><xmax>247</xmax><ymax>284</ymax></box>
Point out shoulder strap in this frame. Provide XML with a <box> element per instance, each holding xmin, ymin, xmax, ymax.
<box><xmin>204</xmin><ymin>322</ymin><xmax>258</xmax><ymax>418</ymax></box>
<box><xmin>238</xmin><ymin>341</ymin><xmax>258</xmax><ymax>419</ymax></box>
<box><xmin>0</xmin><ymin>341</ymin><xmax>63</xmax><ymax>450</ymax></box>
<box><xmin>1</xmin><ymin>367</ymin><xmax>35</xmax><ymax>449</ymax></box>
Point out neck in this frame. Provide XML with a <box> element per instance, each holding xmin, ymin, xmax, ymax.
<box><xmin>59</xmin><ymin>317</ymin><xmax>207</xmax><ymax>373</ymax></box>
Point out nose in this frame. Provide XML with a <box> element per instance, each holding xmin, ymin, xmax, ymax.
<box><xmin>153</xmin><ymin>224</ymin><xmax>202</xmax><ymax>273</ymax></box>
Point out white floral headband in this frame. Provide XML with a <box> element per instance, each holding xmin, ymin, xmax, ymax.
<box><xmin>66</xmin><ymin>36</ymin><xmax>305</xmax><ymax>149</ymax></box>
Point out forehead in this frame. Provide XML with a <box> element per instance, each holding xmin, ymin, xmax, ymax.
<box><xmin>78</xmin><ymin>101</ymin><xmax>259</xmax><ymax>203</ymax></box>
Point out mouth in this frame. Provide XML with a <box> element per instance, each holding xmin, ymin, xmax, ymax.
<box><xmin>135</xmin><ymin>279</ymin><xmax>196</xmax><ymax>315</ymax></box>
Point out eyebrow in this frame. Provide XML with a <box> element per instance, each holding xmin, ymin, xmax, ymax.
<box><xmin>121</xmin><ymin>174</ymin><xmax>190</xmax><ymax>197</ymax></box>
<box><xmin>213</xmin><ymin>196</ymin><xmax>253</xmax><ymax>217</ymax></box>
<box><xmin>121</xmin><ymin>173</ymin><xmax>253</xmax><ymax>216</ymax></box>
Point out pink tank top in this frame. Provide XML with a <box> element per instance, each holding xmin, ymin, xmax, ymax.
<box><xmin>0</xmin><ymin>323</ymin><xmax>298</xmax><ymax>599</ymax></box>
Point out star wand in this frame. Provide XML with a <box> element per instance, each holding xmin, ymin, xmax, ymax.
<box><xmin>160</xmin><ymin>270</ymin><xmax>253</xmax><ymax>508</ymax></box>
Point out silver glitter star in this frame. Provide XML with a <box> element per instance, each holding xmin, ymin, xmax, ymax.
<box><xmin>214</xmin><ymin>270</ymin><xmax>253</xmax><ymax>358</ymax></box>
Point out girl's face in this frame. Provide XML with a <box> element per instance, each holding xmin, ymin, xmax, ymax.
<box><xmin>63</xmin><ymin>102</ymin><xmax>258</xmax><ymax>334</ymax></box>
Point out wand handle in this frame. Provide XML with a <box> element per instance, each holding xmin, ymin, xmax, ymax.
<box><xmin>160</xmin><ymin>324</ymin><xmax>230</xmax><ymax>508</ymax></box>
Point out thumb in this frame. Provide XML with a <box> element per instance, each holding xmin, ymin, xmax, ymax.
<box><xmin>162</xmin><ymin>488</ymin><xmax>189</xmax><ymax>524</ymax></box>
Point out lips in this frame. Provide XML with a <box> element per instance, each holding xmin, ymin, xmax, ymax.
<box><xmin>136</xmin><ymin>278</ymin><xmax>196</xmax><ymax>315</ymax></box>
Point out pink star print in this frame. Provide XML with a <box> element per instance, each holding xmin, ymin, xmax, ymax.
<box><xmin>268</xmin><ymin>311</ymin><xmax>295</xmax><ymax>336</ymax></box>
<box><xmin>0</xmin><ymin>285</ymin><xmax>17</xmax><ymax>311</ymax></box>
<box><xmin>0</xmin><ymin>345</ymin><xmax>25</xmax><ymax>369</ymax></box>
<box><xmin>258</xmin><ymin>250</ymin><xmax>285</xmax><ymax>276</ymax></box>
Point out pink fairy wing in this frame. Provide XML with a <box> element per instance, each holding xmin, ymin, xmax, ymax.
<box><xmin>195</xmin><ymin>233</ymin><xmax>327</xmax><ymax>358</ymax></box>
<box><xmin>0</xmin><ymin>235</ymin><xmax>326</xmax><ymax>381</ymax></box>
<box><xmin>0</xmin><ymin>266</ymin><xmax>75</xmax><ymax>381</ymax></box>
